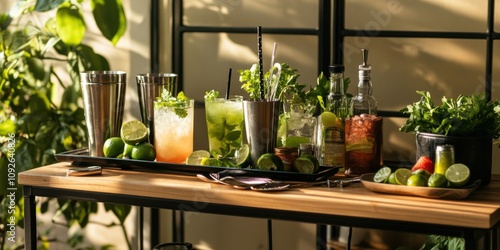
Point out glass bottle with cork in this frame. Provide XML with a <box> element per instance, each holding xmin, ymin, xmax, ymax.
<box><xmin>322</xmin><ymin>64</ymin><xmax>349</xmax><ymax>168</ymax></box>
<box><xmin>344</xmin><ymin>49</ymin><xmax>383</xmax><ymax>176</ymax></box>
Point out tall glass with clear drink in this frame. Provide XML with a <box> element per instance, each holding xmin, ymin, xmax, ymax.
<box><xmin>344</xmin><ymin>114</ymin><xmax>383</xmax><ymax>176</ymax></box>
<box><xmin>154</xmin><ymin>95</ymin><xmax>194</xmax><ymax>163</ymax></box>
<box><xmin>204</xmin><ymin>95</ymin><xmax>244</xmax><ymax>157</ymax></box>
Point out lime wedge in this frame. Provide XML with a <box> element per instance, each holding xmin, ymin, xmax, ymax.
<box><xmin>234</xmin><ymin>144</ymin><xmax>250</xmax><ymax>167</ymax></box>
<box><xmin>445</xmin><ymin>163</ymin><xmax>470</xmax><ymax>187</ymax></box>
<box><xmin>257</xmin><ymin>153</ymin><xmax>284</xmax><ymax>171</ymax></box>
<box><xmin>120</xmin><ymin>120</ymin><xmax>148</xmax><ymax>145</ymax></box>
<box><xmin>394</xmin><ymin>168</ymin><xmax>412</xmax><ymax>185</ymax></box>
<box><xmin>293</xmin><ymin>155</ymin><xmax>319</xmax><ymax>174</ymax></box>
<box><xmin>186</xmin><ymin>150</ymin><xmax>211</xmax><ymax>165</ymax></box>
<box><xmin>373</xmin><ymin>166</ymin><xmax>391</xmax><ymax>183</ymax></box>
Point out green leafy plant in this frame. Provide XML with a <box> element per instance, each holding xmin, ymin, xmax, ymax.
<box><xmin>0</xmin><ymin>0</ymin><xmax>131</xmax><ymax>249</ymax></box>
<box><xmin>399</xmin><ymin>91</ymin><xmax>500</xmax><ymax>140</ymax></box>
<box><xmin>239</xmin><ymin>63</ymin><xmax>304</xmax><ymax>101</ymax></box>
<box><xmin>419</xmin><ymin>235</ymin><xmax>464</xmax><ymax>250</ymax></box>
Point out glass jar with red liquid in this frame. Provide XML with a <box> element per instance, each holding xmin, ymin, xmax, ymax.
<box><xmin>344</xmin><ymin>114</ymin><xmax>383</xmax><ymax>177</ymax></box>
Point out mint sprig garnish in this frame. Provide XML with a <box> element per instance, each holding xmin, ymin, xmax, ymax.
<box><xmin>155</xmin><ymin>89</ymin><xmax>191</xmax><ymax>118</ymax></box>
<box><xmin>204</xmin><ymin>90</ymin><xmax>219</xmax><ymax>101</ymax></box>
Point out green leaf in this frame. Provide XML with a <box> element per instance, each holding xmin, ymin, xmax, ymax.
<box><xmin>104</xmin><ymin>204</ymin><xmax>131</xmax><ymax>224</ymax></box>
<box><xmin>56</xmin><ymin>3</ymin><xmax>86</xmax><ymax>46</ymax></box>
<box><xmin>91</xmin><ymin>0</ymin><xmax>127</xmax><ymax>45</ymax></box>
<box><xmin>35</xmin><ymin>0</ymin><xmax>66</xmax><ymax>12</ymax></box>
<box><xmin>0</xmin><ymin>119</ymin><xmax>16</xmax><ymax>135</ymax></box>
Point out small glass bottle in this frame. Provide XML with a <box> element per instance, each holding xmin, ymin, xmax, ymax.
<box><xmin>351</xmin><ymin>49</ymin><xmax>377</xmax><ymax>116</ymax></box>
<box><xmin>434</xmin><ymin>144</ymin><xmax>455</xmax><ymax>175</ymax></box>
<box><xmin>327</xmin><ymin>64</ymin><xmax>349</xmax><ymax>119</ymax></box>
<box><xmin>322</xmin><ymin>65</ymin><xmax>347</xmax><ymax>168</ymax></box>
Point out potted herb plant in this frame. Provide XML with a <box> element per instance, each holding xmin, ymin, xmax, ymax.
<box><xmin>399</xmin><ymin>91</ymin><xmax>500</xmax><ymax>185</ymax></box>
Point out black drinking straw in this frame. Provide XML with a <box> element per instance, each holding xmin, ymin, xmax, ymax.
<box><xmin>257</xmin><ymin>26</ymin><xmax>265</xmax><ymax>100</ymax></box>
<box><xmin>225</xmin><ymin>68</ymin><xmax>232</xmax><ymax>100</ymax></box>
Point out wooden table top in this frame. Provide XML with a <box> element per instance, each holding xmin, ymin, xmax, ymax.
<box><xmin>19</xmin><ymin>162</ymin><xmax>500</xmax><ymax>230</ymax></box>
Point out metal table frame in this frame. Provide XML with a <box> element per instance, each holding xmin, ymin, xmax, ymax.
<box><xmin>23</xmin><ymin>184</ymin><xmax>498</xmax><ymax>250</ymax></box>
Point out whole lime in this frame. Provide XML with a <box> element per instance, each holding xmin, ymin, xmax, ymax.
<box><xmin>407</xmin><ymin>174</ymin><xmax>428</xmax><ymax>187</ymax></box>
<box><xmin>131</xmin><ymin>142</ymin><xmax>156</xmax><ymax>161</ymax></box>
<box><xmin>103</xmin><ymin>137</ymin><xmax>125</xmax><ymax>158</ymax></box>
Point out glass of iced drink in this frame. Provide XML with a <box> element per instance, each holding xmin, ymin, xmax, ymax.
<box><xmin>204</xmin><ymin>95</ymin><xmax>244</xmax><ymax>157</ymax></box>
<box><xmin>344</xmin><ymin>114</ymin><xmax>383</xmax><ymax>176</ymax></box>
<box><xmin>154</xmin><ymin>91</ymin><xmax>194</xmax><ymax>163</ymax></box>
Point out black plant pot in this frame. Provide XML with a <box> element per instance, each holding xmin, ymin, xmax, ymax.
<box><xmin>416</xmin><ymin>132</ymin><xmax>492</xmax><ymax>185</ymax></box>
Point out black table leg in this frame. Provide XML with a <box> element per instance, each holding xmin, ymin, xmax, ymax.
<box><xmin>23</xmin><ymin>186</ymin><xmax>36</xmax><ymax>250</ymax></box>
<box><xmin>316</xmin><ymin>224</ymin><xmax>328</xmax><ymax>250</ymax></box>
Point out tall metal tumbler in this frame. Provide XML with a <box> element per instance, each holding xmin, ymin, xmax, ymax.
<box><xmin>243</xmin><ymin>100</ymin><xmax>280</xmax><ymax>168</ymax></box>
<box><xmin>81</xmin><ymin>71</ymin><xmax>127</xmax><ymax>157</ymax></box>
<box><xmin>136</xmin><ymin>73</ymin><xmax>178</xmax><ymax>144</ymax></box>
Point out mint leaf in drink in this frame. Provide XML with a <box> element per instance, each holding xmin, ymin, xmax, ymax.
<box><xmin>155</xmin><ymin>90</ymin><xmax>191</xmax><ymax>118</ymax></box>
<box><xmin>204</xmin><ymin>90</ymin><xmax>219</xmax><ymax>101</ymax></box>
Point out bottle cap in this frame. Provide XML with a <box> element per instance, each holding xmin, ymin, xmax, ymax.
<box><xmin>329</xmin><ymin>64</ymin><xmax>345</xmax><ymax>73</ymax></box>
<box><xmin>358</xmin><ymin>49</ymin><xmax>371</xmax><ymax>79</ymax></box>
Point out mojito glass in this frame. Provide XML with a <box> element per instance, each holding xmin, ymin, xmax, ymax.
<box><xmin>154</xmin><ymin>99</ymin><xmax>194</xmax><ymax>163</ymax></box>
<box><xmin>204</xmin><ymin>96</ymin><xmax>244</xmax><ymax>157</ymax></box>
<box><xmin>344</xmin><ymin>114</ymin><xmax>383</xmax><ymax>176</ymax></box>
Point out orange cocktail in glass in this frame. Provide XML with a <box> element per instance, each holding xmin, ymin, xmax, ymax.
<box><xmin>154</xmin><ymin>93</ymin><xmax>194</xmax><ymax>163</ymax></box>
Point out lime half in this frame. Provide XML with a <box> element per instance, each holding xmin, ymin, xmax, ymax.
<box><xmin>186</xmin><ymin>150</ymin><xmax>211</xmax><ymax>165</ymax></box>
<box><xmin>293</xmin><ymin>155</ymin><xmax>319</xmax><ymax>174</ymax></box>
<box><xmin>257</xmin><ymin>153</ymin><xmax>284</xmax><ymax>171</ymax></box>
<box><xmin>373</xmin><ymin>166</ymin><xmax>391</xmax><ymax>183</ymax></box>
<box><xmin>394</xmin><ymin>168</ymin><xmax>412</xmax><ymax>185</ymax></box>
<box><xmin>445</xmin><ymin>163</ymin><xmax>470</xmax><ymax>187</ymax></box>
<box><xmin>121</xmin><ymin>120</ymin><xmax>148</xmax><ymax>145</ymax></box>
<box><xmin>233</xmin><ymin>144</ymin><xmax>250</xmax><ymax>167</ymax></box>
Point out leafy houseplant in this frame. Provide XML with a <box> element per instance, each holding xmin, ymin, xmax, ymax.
<box><xmin>0</xmin><ymin>0</ymin><xmax>132</xmax><ymax>249</ymax></box>
<box><xmin>399</xmin><ymin>91</ymin><xmax>500</xmax><ymax>185</ymax></box>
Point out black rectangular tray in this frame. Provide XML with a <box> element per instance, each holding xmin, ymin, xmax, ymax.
<box><xmin>54</xmin><ymin>148</ymin><xmax>339</xmax><ymax>182</ymax></box>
